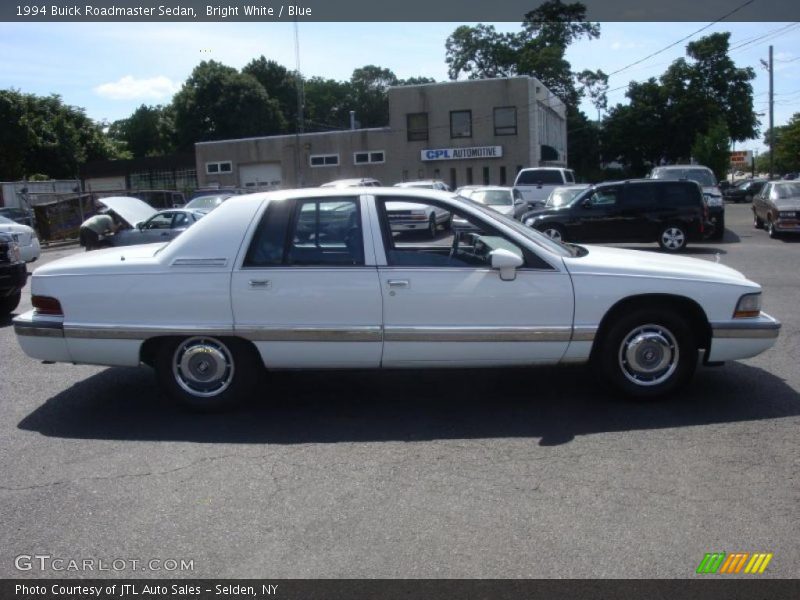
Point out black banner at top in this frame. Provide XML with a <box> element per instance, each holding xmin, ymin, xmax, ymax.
<box><xmin>2</xmin><ymin>0</ymin><xmax>800</xmax><ymax>22</ymax></box>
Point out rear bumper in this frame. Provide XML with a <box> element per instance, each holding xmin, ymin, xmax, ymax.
<box><xmin>707</xmin><ymin>312</ymin><xmax>781</xmax><ymax>362</ymax></box>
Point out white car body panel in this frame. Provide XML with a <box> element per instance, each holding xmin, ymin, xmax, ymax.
<box><xmin>0</xmin><ymin>220</ymin><xmax>40</xmax><ymax>262</ymax></box>
<box><xmin>14</xmin><ymin>187</ymin><xmax>780</xmax><ymax>379</ymax></box>
<box><xmin>98</xmin><ymin>196</ymin><xmax>157</xmax><ymax>227</ymax></box>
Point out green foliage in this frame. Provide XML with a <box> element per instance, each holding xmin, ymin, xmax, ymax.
<box><xmin>691</xmin><ymin>119</ymin><xmax>730</xmax><ymax>181</ymax></box>
<box><xmin>0</xmin><ymin>89</ymin><xmax>121</xmax><ymax>181</ymax></box>
<box><xmin>242</xmin><ymin>57</ymin><xmax>300</xmax><ymax>132</ymax></box>
<box><xmin>108</xmin><ymin>104</ymin><xmax>175</xmax><ymax>158</ymax></box>
<box><xmin>172</xmin><ymin>60</ymin><xmax>286</xmax><ymax>150</ymax></box>
<box><xmin>763</xmin><ymin>113</ymin><xmax>800</xmax><ymax>174</ymax></box>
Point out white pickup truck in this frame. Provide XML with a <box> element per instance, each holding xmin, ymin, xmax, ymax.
<box><xmin>513</xmin><ymin>167</ymin><xmax>577</xmax><ymax>208</ymax></box>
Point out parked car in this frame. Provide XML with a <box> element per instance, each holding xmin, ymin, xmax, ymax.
<box><xmin>543</xmin><ymin>185</ymin><xmax>591</xmax><ymax>209</ymax></box>
<box><xmin>513</xmin><ymin>167</ymin><xmax>577</xmax><ymax>208</ymax></box>
<box><xmin>0</xmin><ymin>232</ymin><xmax>27</xmax><ymax>316</ymax></box>
<box><xmin>110</xmin><ymin>209</ymin><xmax>207</xmax><ymax>247</ymax></box>
<box><xmin>752</xmin><ymin>181</ymin><xmax>800</xmax><ymax>238</ymax></box>
<box><xmin>0</xmin><ymin>207</ymin><xmax>35</xmax><ymax>228</ymax></box>
<box><xmin>320</xmin><ymin>178</ymin><xmax>382</xmax><ymax>188</ymax></box>
<box><xmin>0</xmin><ymin>216</ymin><xmax>40</xmax><ymax>262</ymax></box>
<box><xmin>521</xmin><ymin>179</ymin><xmax>709</xmax><ymax>252</ymax></box>
<box><xmin>189</xmin><ymin>188</ymin><xmax>248</xmax><ymax>201</ymax></box>
<box><xmin>14</xmin><ymin>188</ymin><xmax>780</xmax><ymax>410</ymax></box>
<box><xmin>458</xmin><ymin>186</ymin><xmax>527</xmax><ymax>219</ymax></box>
<box><xmin>723</xmin><ymin>179</ymin><xmax>767</xmax><ymax>203</ymax></box>
<box><xmin>394</xmin><ymin>180</ymin><xmax>451</xmax><ymax>192</ymax></box>
<box><xmin>649</xmin><ymin>165</ymin><xmax>725</xmax><ymax>240</ymax></box>
<box><xmin>385</xmin><ymin>198</ymin><xmax>451</xmax><ymax>238</ymax></box>
<box><xmin>185</xmin><ymin>194</ymin><xmax>233</xmax><ymax>211</ymax></box>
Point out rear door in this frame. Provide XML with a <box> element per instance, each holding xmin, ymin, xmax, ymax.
<box><xmin>231</xmin><ymin>195</ymin><xmax>383</xmax><ymax>368</ymax></box>
<box><xmin>620</xmin><ymin>183</ymin><xmax>659</xmax><ymax>241</ymax></box>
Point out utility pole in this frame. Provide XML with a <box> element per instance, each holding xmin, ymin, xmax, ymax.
<box><xmin>760</xmin><ymin>47</ymin><xmax>774</xmax><ymax>179</ymax></box>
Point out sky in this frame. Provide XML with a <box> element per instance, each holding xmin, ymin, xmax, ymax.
<box><xmin>1</xmin><ymin>20</ymin><xmax>798</xmax><ymax>154</ymax></box>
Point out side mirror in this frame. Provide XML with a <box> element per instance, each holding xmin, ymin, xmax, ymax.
<box><xmin>136</xmin><ymin>222</ymin><xmax>144</xmax><ymax>230</ymax></box>
<box><xmin>514</xmin><ymin>199</ymin><xmax>523</xmax><ymax>206</ymax></box>
<box><xmin>490</xmin><ymin>248</ymin><xmax>524</xmax><ymax>281</ymax></box>
<box><xmin>582</xmin><ymin>199</ymin><xmax>593</xmax><ymax>209</ymax></box>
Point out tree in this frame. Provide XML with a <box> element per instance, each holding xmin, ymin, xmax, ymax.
<box><xmin>764</xmin><ymin>113</ymin><xmax>800</xmax><ymax>174</ymax></box>
<box><xmin>108</xmin><ymin>104</ymin><xmax>175</xmax><ymax>158</ymax></box>
<box><xmin>0</xmin><ymin>89</ymin><xmax>120</xmax><ymax>180</ymax></box>
<box><xmin>691</xmin><ymin>119</ymin><xmax>730</xmax><ymax>181</ymax></box>
<box><xmin>242</xmin><ymin>56</ymin><xmax>299</xmax><ymax>132</ymax></box>
<box><xmin>171</xmin><ymin>61</ymin><xmax>286</xmax><ymax>150</ymax></box>
<box><xmin>303</xmin><ymin>77</ymin><xmax>353</xmax><ymax>130</ymax></box>
<box><xmin>348</xmin><ymin>65</ymin><xmax>398</xmax><ymax>128</ymax></box>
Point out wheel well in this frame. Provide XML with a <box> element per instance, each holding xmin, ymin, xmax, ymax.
<box><xmin>139</xmin><ymin>335</ymin><xmax>262</xmax><ymax>368</ymax></box>
<box><xmin>591</xmin><ymin>294</ymin><xmax>711</xmax><ymax>357</ymax></box>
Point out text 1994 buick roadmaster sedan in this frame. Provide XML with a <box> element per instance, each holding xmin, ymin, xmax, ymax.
<box><xmin>14</xmin><ymin>188</ymin><xmax>780</xmax><ymax>410</ymax></box>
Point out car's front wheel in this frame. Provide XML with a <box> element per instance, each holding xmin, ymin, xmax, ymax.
<box><xmin>427</xmin><ymin>214</ymin><xmax>438</xmax><ymax>238</ymax></box>
<box><xmin>766</xmin><ymin>216</ymin><xmax>780</xmax><ymax>239</ymax></box>
<box><xmin>753</xmin><ymin>210</ymin><xmax>764</xmax><ymax>229</ymax></box>
<box><xmin>155</xmin><ymin>336</ymin><xmax>261</xmax><ymax>411</ymax></box>
<box><xmin>658</xmin><ymin>224</ymin><xmax>687</xmax><ymax>252</ymax></box>
<box><xmin>0</xmin><ymin>290</ymin><xmax>21</xmax><ymax>316</ymax></box>
<box><xmin>540</xmin><ymin>224</ymin><xmax>566</xmax><ymax>243</ymax></box>
<box><xmin>595</xmin><ymin>309</ymin><xmax>697</xmax><ymax>398</ymax></box>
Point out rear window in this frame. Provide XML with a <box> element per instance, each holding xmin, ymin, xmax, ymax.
<box><xmin>651</xmin><ymin>167</ymin><xmax>716</xmax><ymax>187</ymax></box>
<box><xmin>658</xmin><ymin>183</ymin><xmax>702</xmax><ymax>207</ymax></box>
<box><xmin>516</xmin><ymin>169</ymin><xmax>564</xmax><ymax>185</ymax></box>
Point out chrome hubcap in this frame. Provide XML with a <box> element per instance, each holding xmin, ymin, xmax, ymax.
<box><xmin>172</xmin><ymin>337</ymin><xmax>234</xmax><ymax>398</ymax></box>
<box><xmin>618</xmin><ymin>324</ymin><xmax>679</xmax><ymax>387</ymax></box>
<box><xmin>544</xmin><ymin>228</ymin><xmax>563</xmax><ymax>242</ymax></box>
<box><xmin>661</xmin><ymin>228</ymin><xmax>685</xmax><ymax>249</ymax></box>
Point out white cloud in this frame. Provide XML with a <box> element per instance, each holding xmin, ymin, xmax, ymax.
<box><xmin>93</xmin><ymin>75</ymin><xmax>180</xmax><ymax>100</ymax></box>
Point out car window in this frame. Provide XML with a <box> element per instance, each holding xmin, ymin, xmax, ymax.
<box><xmin>173</xmin><ymin>212</ymin><xmax>189</xmax><ymax>228</ymax></box>
<box><xmin>587</xmin><ymin>187</ymin><xmax>621</xmax><ymax>206</ymax></box>
<box><xmin>470</xmin><ymin>190</ymin><xmax>513</xmax><ymax>206</ymax></box>
<box><xmin>659</xmin><ymin>183</ymin><xmax>699</xmax><ymax>207</ymax></box>
<box><xmin>377</xmin><ymin>198</ymin><xmax>533</xmax><ymax>268</ymax></box>
<box><xmin>623</xmin><ymin>184</ymin><xmax>657</xmax><ymax>208</ymax></box>
<box><xmin>244</xmin><ymin>197</ymin><xmax>363</xmax><ymax>267</ymax></box>
<box><xmin>651</xmin><ymin>167</ymin><xmax>716</xmax><ymax>186</ymax></box>
<box><xmin>516</xmin><ymin>170</ymin><xmax>563</xmax><ymax>185</ymax></box>
<box><xmin>565</xmin><ymin>170</ymin><xmax>576</xmax><ymax>183</ymax></box>
<box><xmin>143</xmin><ymin>213</ymin><xmax>173</xmax><ymax>230</ymax></box>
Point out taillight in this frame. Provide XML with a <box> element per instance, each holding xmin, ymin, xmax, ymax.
<box><xmin>32</xmin><ymin>296</ymin><xmax>63</xmax><ymax>316</ymax></box>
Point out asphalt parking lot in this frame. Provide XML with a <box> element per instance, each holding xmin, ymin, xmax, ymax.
<box><xmin>0</xmin><ymin>202</ymin><xmax>797</xmax><ymax>579</ymax></box>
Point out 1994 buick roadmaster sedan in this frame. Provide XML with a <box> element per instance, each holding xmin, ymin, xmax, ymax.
<box><xmin>14</xmin><ymin>188</ymin><xmax>780</xmax><ymax>410</ymax></box>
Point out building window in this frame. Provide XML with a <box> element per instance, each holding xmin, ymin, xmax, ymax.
<box><xmin>450</xmin><ymin>168</ymin><xmax>457</xmax><ymax>190</ymax></box>
<box><xmin>309</xmin><ymin>154</ymin><xmax>339</xmax><ymax>167</ymax></box>
<box><xmin>466</xmin><ymin>167</ymin><xmax>473</xmax><ymax>185</ymax></box>
<box><xmin>407</xmin><ymin>113</ymin><xmax>428</xmax><ymax>141</ymax></box>
<box><xmin>483</xmin><ymin>167</ymin><xmax>490</xmax><ymax>185</ymax></box>
<box><xmin>206</xmin><ymin>161</ymin><xmax>232</xmax><ymax>175</ymax></box>
<box><xmin>494</xmin><ymin>107</ymin><xmax>517</xmax><ymax>136</ymax></box>
<box><xmin>354</xmin><ymin>150</ymin><xmax>385</xmax><ymax>165</ymax></box>
<box><xmin>499</xmin><ymin>166</ymin><xmax>507</xmax><ymax>185</ymax></box>
<box><xmin>450</xmin><ymin>110</ymin><xmax>472</xmax><ymax>138</ymax></box>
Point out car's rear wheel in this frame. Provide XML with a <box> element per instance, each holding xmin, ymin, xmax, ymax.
<box><xmin>658</xmin><ymin>224</ymin><xmax>687</xmax><ymax>252</ymax></box>
<box><xmin>155</xmin><ymin>336</ymin><xmax>261</xmax><ymax>412</ymax></box>
<box><xmin>0</xmin><ymin>290</ymin><xmax>21</xmax><ymax>316</ymax></box>
<box><xmin>595</xmin><ymin>309</ymin><xmax>697</xmax><ymax>398</ymax></box>
<box><xmin>540</xmin><ymin>224</ymin><xmax>566</xmax><ymax>243</ymax></box>
<box><xmin>753</xmin><ymin>210</ymin><xmax>764</xmax><ymax>229</ymax></box>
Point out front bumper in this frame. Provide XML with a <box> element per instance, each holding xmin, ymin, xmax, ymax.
<box><xmin>707</xmin><ymin>312</ymin><xmax>781</xmax><ymax>362</ymax></box>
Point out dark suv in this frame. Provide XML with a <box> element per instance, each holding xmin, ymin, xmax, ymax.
<box><xmin>0</xmin><ymin>232</ymin><xmax>27</xmax><ymax>316</ymax></box>
<box><xmin>521</xmin><ymin>179</ymin><xmax>708</xmax><ymax>252</ymax></box>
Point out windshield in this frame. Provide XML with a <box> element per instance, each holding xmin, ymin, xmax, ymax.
<box><xmin>186</xmin><ymin>195</ymin><xmax>228</xmax><ymax>209</ymax></box>
<box><xmin>457</xmin><ymin>195</ymin><xmax>576</xmax><ymax>258</ymax></box>
<box><xmin>774</xmin><ymin>183</ymin><xmax>800</xmax><ymax>199</ymax></box>
<box><xmin>546</xmin><ymin>187</ymin><xmax>586</xmax><ymax>207</ymax></box>
<box><xmin>652</xmin><ymin>168</ymin><xmax>716</xmax><ymax>186</ymax></box>
<box><xmin>470</xmin><ymin>190</ymin><xmax>512</xmax><ymax>206</ymax></box>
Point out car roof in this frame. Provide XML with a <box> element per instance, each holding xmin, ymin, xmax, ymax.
<box><xmin>320</xmin><ymin>178</ymin><xmax>380</xmax><ymax>187</ymax></box>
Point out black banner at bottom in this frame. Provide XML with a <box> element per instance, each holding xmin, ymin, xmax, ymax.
<box><xmin>3</xmin><ymin>579</ymin><xmax>800</xmax><ymax>600</ymax></box>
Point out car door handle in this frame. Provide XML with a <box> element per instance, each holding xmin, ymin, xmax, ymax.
<box><xmin>248</xmin><ymin>279</ymin><xmax>272</xmax><ymax>288</ymax></box>
<box><xmin>387</xmin><ymin>279</ymin><xmax>409</xmax><ymax>288</ymax></box>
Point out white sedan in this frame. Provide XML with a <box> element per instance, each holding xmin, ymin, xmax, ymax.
<box><xmin>0</xmin><ymin>215</ymin><xmax>40</xmax><ymax>262</ymax></box>
<box><xmin>14</xmin><ymin>188</ymin><xmax>780</xmax><ymax>411</ymax></box>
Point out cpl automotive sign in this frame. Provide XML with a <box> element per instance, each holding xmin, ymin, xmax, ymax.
<box><xmin>421</xmin><ymin>146</ymin><xmax>503</xmax><ymax>161</ymax></box>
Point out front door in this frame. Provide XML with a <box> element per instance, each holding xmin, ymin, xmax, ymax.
<box><xmin>573</xmin><ymin>185</ymin><xmax>625</xmax><ymax>242</ymax></box>
<box><xmin>231</xmin><ymin>195</ymin><xmax>383</xmax><ymax>368</ymax></box>
<box><xmin>372</xmin><ymin>196</ymin><xmax>574</xmax><ymax>367</ymax></box>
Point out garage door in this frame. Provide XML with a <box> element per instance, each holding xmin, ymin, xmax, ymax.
<box><xmin>239</xmin><ymin>163</ymin><xmax>282</xmax><ymax>191</ymax></box>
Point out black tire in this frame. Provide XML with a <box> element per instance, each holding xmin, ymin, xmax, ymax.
<box><xmin>753</xmin><ymin>210</ymin><xmax>764</xmax><ymax>229</ymax></box>
<box><xmin>0</xmin><ymin>290</ymin><xmax>21</xmax><ymax>316</ymax></box>
<box><xmin>427</xmin><ymin>214</ymin><xmax>438</xmax><ymax>239</ymax></box>
<box><xmin>539</xmin><ymin>224</ymin><xmax>566</xmax><ymax>243</ymax></box>
<box><xmin>594</xmin><ymin>308</ymin><xmax>697</xmax><ymax>399</ymax></box>
<box><xmin>766</xmin><ymin>217</ymin><xmax>779</xmax><ymax>239</ymax></box>
<box><xmin>657</xmin><ymin>223</ymin><xmax>687</xmax><ymax>252</ymax></box>
<box><xmin>155</xmin><ymin>336</ymin><xmax>261</xmax><ymax>412</ymax></box>
<box><xmin>710</xmin><ymin>216</ymin><xmax>725</xmax><ymax>241</ymax></box>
